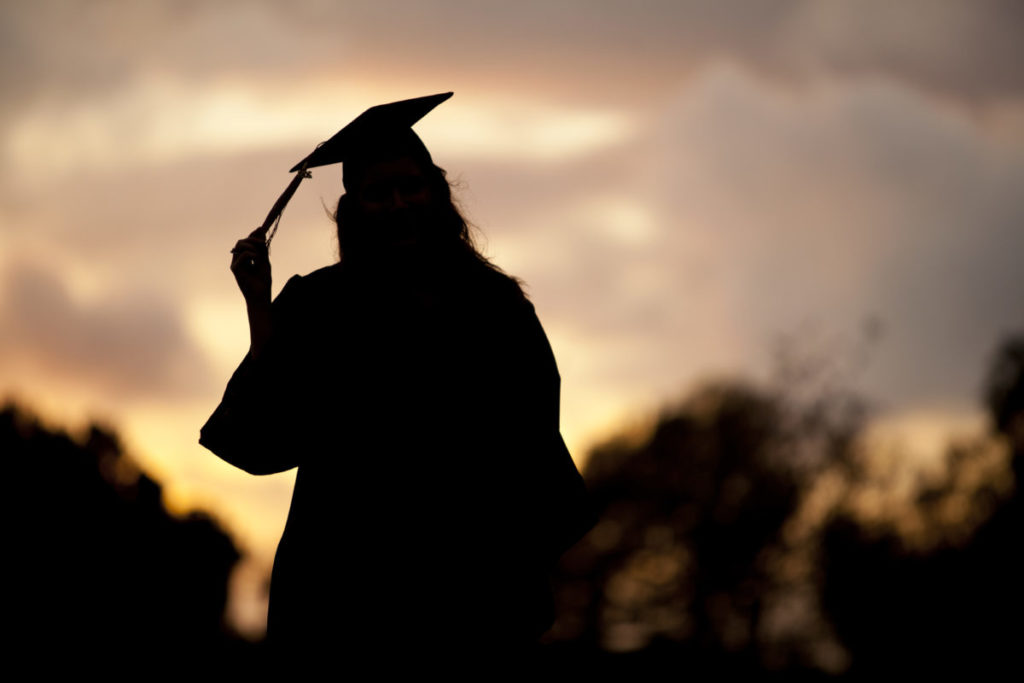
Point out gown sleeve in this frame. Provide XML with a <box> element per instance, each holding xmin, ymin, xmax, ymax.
<box><xmin>487</xmin><ymin>294</ymin><xmax>596</xmax><ymax>566</ymax></box>
<box><xmin>198</xmin><ymin>275</ymin><xmax>309</xmax><ymax>475</ymax></box>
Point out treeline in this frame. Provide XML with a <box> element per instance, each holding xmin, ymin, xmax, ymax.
<box><xmin>2</xmin><ymin>402</ymin><xmax>254</xmax><ymax>670</ymax></box>
<box><xmin>546</xmin><ymin>335</ymin><xmax>1023</xmax><ymax>678</ymax></box>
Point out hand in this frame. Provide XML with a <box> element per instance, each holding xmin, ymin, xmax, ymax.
<box><xmin>230</xmin><ymin>227</ymin><xmax>272</xmax><ymax>305</ymax></box>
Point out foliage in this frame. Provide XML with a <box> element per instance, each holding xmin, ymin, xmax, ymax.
<box><xmin>2</xmin><ymin>402</ymin><xmax>251</xmax><ymax>669</ymax></box>
<box><xmin>548</xmin><ymin>334</ymin><xmax>1023</xmax><ymax>678</ymax></box>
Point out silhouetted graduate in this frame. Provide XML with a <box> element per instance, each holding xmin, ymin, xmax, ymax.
<box><xmin>199</xmin><ymin>93</ymin><xmax>594</xmax><ymax>665</ymax></box>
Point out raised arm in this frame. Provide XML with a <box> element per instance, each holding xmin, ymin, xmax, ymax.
<box><xmin>199</xmin><ymin>229</ymin><xmax>306</xmax><ymax>475</ymax></box>
<box><xmin>229</xmin><ymin>226</ymin><xmax>273</xmax><ymax>360</ymax></box>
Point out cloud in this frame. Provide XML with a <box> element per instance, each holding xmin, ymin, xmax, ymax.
<box><xmin>648</xmin><ymin>66</ymin><xmax>1024</xmax><ymax>405</ymax></box>
<box><xmin>0</xmin><ymin>262</ymin><xmax>215</xmax><ymax>400</ymax></box>
<box><xmin>2</xmin><ymin>1</ymin><xmax>1022</xmax><ymax>124</ymax></box>
<box><xmin>2</xmin><ymin>79</ymin><xmax>636</xmax><ymax>181</ymax></box>
<box><xmin>782</xmin><ymin>0</ymin><xmax>1024</xmax><ymax>103</ymax></box>
<box><xmin>467</xmin><ymin>65</ymin><xmax>1024</xmax><ymax>434</ymax></box>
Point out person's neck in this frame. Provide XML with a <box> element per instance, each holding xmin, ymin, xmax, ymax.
<box><xmin>345</xmin><ymin>242</ymin><xmax>469</xmax><ymax>284</ymax></box>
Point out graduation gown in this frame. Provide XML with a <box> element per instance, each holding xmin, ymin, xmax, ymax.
<box><xmin>199</xmin><ymin>259</ymin><xmax>593</xmax><ymax>657</ymax></box>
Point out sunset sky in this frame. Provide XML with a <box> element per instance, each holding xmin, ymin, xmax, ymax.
<box><xmin>2</xmin><ymin>1</ymin><xmax>1022</xmax><ymax>631</ymax></box>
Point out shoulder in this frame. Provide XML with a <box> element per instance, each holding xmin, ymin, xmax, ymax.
<box><xmin>464</xmin><ymin>262</ymin><xmax>531</xmax><ymax>312</ymax></box>
<box><xmin>273</xmin><ymin>262</ymin><xmax>342</xmax><ymax>302</ymax></box>
<box><xmin>464</xmin><ymin>265</ymin><xmax>556</xmax><ymax>357</ymax></box>
<box><xmin>286</xmin><ymin>262</ymin><xmax>342</xmax><ymax>293</ymax></box>
<box><xmin>267</xmin><ymin>263</ymin><xmax>343</xmax><ymax>325</ymax></box>
<box><xmin>300</xmin><ymin>262</ymin><xmax>344</xmax><ymax>287</ymax></box>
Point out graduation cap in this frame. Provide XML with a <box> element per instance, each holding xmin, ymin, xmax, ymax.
<box><xmin>259</xmin><ymin>92</ymin><xmax>453</xmax><ymax>246</ymax></box>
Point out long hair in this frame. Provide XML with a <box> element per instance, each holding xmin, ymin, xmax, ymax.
<box><xmin>333</xmin><ymin>163</ymin><xmax>525</xmax><ymax>298</ymax></box>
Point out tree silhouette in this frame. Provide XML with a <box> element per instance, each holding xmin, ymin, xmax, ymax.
<box><xmin>548</xmin><ymin>375</ymin><xmax>863</xmax><ymax>675</ymax></box>
<box><xmin>821</xmin><ymin>336</ymin><xmax>1023</xmax><ymax>677</ymax></box>
<box><xmin>3</xmin><ymin>401</ymin><xmax>249</xmax><ymax>670</ymax></box>
<box><xmin>547</xmin><ymin>333</ymin><xmax>1021</xmax><ymax>678</ymax></box>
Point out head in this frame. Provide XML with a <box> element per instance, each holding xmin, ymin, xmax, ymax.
<box><xmin>334</xmin><ymin>136</ymin><xmax>526</xmax><ymax>299</ymax></box>
<box><xmin>334</xmin><ymin>154</ymin><xmax>475</xmax><ymax>267</ymax></box>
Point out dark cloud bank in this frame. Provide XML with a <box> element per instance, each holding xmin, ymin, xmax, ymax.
<box><xmin>0</xmin><ymin>262</ymin><xmax>213</xmax><ymax>399</ymax></box>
